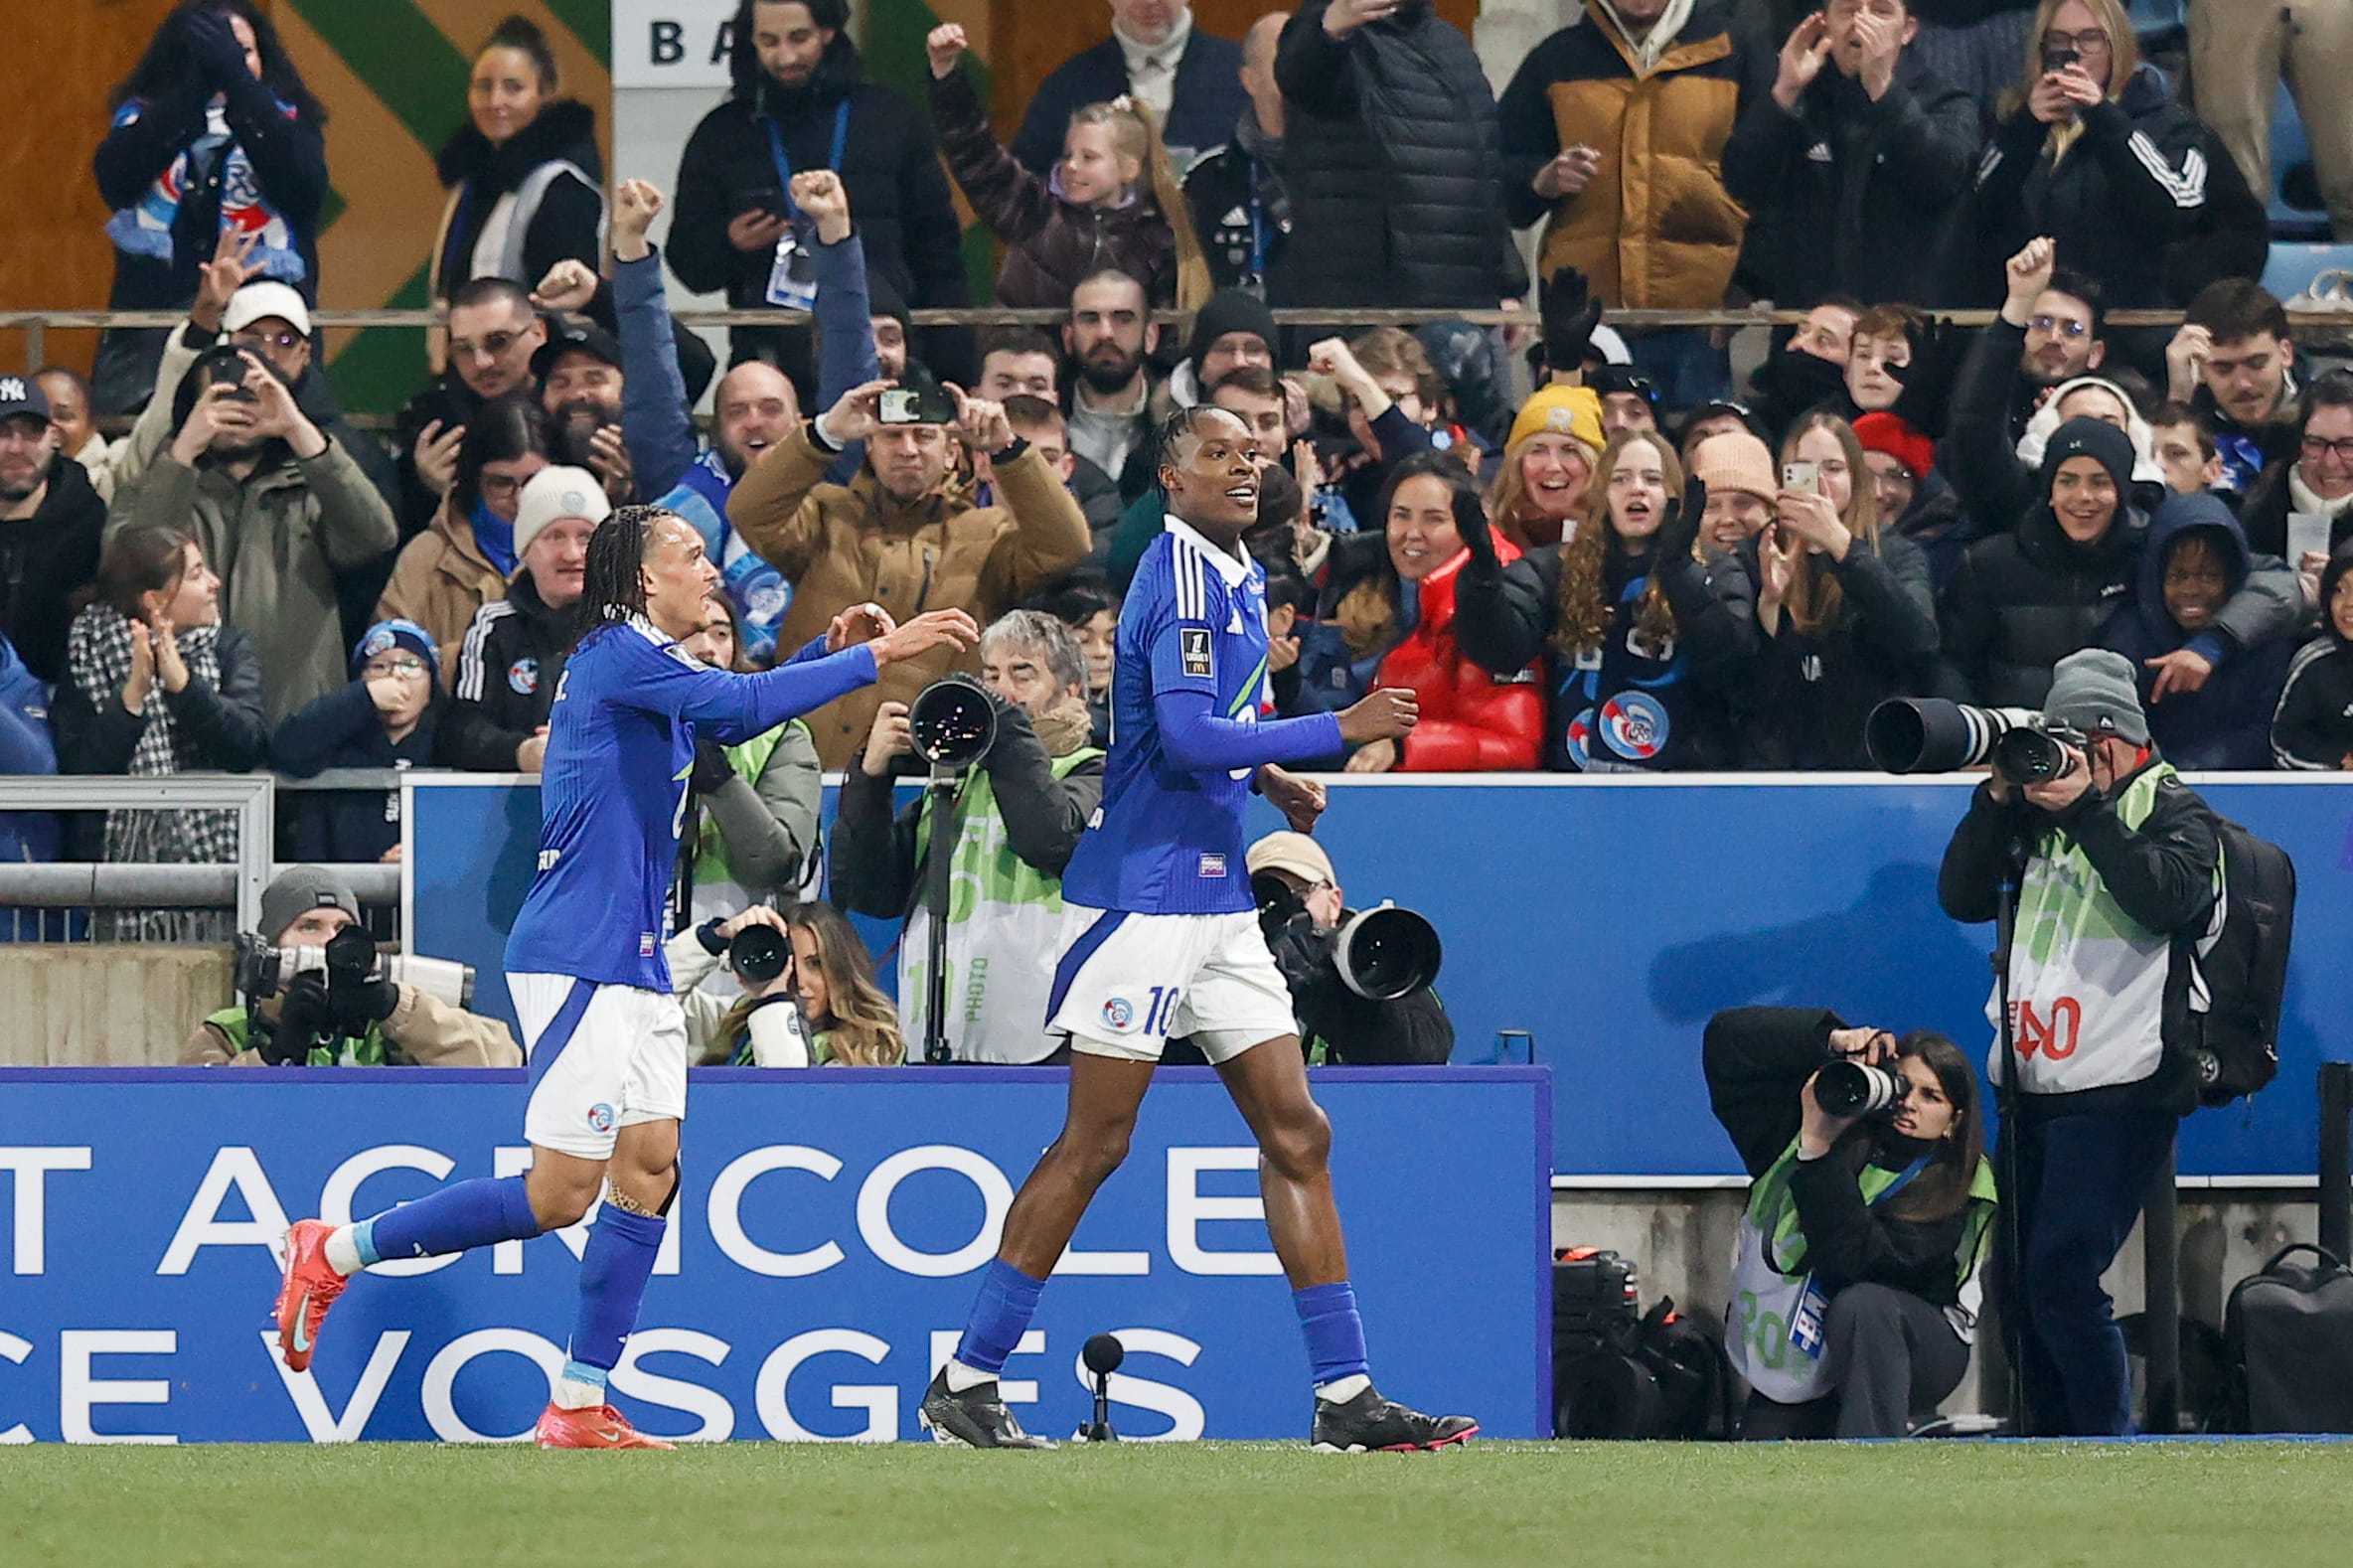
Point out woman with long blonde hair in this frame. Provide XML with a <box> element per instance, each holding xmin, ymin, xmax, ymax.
<box><xmin>1736</xmin><ymin>413</ymin><xmax>1939</xmax><ymax>768</ymax></box>
<box><xmin>1456</xmin><ymin>429</ymin><xmax>1759</xmax><ymax>771</ymax></box>
<box><xmin>784</xmin><ymin>901</ymin><xmax>905</xmax><ymax>1067</ymax></box>
<box><xmin>1488</xmin><ymin>385</ymin><xmax>1606</xmax><ymax>551</ymax></box>
<box><xmin>1971</xmin><ymin>0</ymin><xmax>2229</xmax><ymax>309</ymax></box>
<box><xmin>926</xmin><ymin>23</ymin><xmax>1208</xmax><ymax>309</ymax></box>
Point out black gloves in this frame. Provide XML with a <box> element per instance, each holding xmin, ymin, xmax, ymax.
<box><xmin>262</xmin><ymin>978</ymin><xmax>337</xmax><ymax>1065</ymax></box>
<box><xmin>185</xmin><ymin>9</ymin><xmax>249</xmax><ymax>85</ymax></box>
<box><xmin>1656</xmin><ymin>477</ymin><xmax>1706</xmax><ymax>566</ymax></box>
<box><xmin>691</xmin><ymin>738</ymin><xmax>736</xmax><ymax>794</ymax></box>
<box><xmin>1454</xmin><ymin>484</ymin><xmax>1498</xmax><ymax>568</ymax></box>
<box><xmin>1889</xmin><ymin>315</ymin><xmax>1963</xmax><ymax>438</ymax></box>
<box><xmin>1750</xmin><ymin>346</ymin><xmax>1847</xmax><ymax>424</ymax></box>
<box><xmin>1541</xmin><ymin>266</ymin><xmax>1605</xmax><ymax>377</ymax></box>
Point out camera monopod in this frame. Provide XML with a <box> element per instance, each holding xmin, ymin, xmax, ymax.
<box><xmin>1075</xmin><ymin>1333</ymin><xmax>1124</xmax><ymax>1443</ymax></box>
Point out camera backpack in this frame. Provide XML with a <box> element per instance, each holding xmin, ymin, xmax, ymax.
<box><xmin>1550</xmin><ymin>1248</ymin><xmax>1728</xmax><ymax>1439</ymax></box>
<box><xmin>2188</xmin><ymin>819</ymin><xmax>2295</xmax><ymax>1107</ymax></box>
<box><xmin>2222</xmin><ymin>1244</ymin><xmax>2353</xmax><ymax>1432</ymax></box>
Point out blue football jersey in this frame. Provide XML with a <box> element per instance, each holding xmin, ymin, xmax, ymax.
<box><xmin>1061</xmin><ymin>519</ymin><xmax>1342</xmax><ymax>916</ymax></box>
<box><xmin>505</xmin><ymin>620</ymin><xmax>876</xmax><ymax>989</ymax></box>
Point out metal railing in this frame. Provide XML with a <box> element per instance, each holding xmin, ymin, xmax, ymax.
<box><xmin>0</xmin><ymin>302</ymin><xmax>2300</xmax><ymax>375</ymax></box>
<box><xmin>0</xmin><ymin>773</ymin><xmax>402</xmax><ymax>936</ymax></box>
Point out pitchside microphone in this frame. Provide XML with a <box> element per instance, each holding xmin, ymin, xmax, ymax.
<box><xmin>1077</xmin><ymin>1333</ymin><xmax>1125</xmax><ymax>1443</ymax></box>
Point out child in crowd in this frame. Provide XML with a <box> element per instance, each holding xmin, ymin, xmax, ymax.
<box><xmin>2105</xmin><ymin>493</ymin><xmax>2292</xmax><ymax>771</ymax></box>
<box><xmin>271</xmin><ymin>618</ymin><xmax>441</xmax><ymax>869</ymax></box>
<box><xmin>2273</xmin><ymin>547</ymin><xmax>2353</xmax><ymax>770</ymax></box>
<box><xmin>925</xmin><ymin>24</ymin><xmax>1208</xmax><ymax>310</ymax></box>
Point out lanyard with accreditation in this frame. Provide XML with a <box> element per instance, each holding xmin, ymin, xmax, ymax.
<box><xmin>759</xmin><ymin>101</ymin><xmax>851</xmax><ymax>311</ymax></box>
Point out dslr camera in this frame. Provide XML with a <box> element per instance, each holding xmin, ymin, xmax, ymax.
<box><xmin>1813</xmin><ymin>1058</ymin><xmax>1910</xmax><ymax>1119</ymax></box>
<box><xmin>1251</xmin><ymin>873</ymin><xmax>1443</xmax><ymax>1002</ymax></box>
<box><xmin>235</xmin><ymin>928</ymin><xmax>475</xmax><ymax>1011</ymax></box>
<box><xmin>1865</xmin><ymin>698</ymin><xmax>2087</xmax><ymax>783</ymax></box>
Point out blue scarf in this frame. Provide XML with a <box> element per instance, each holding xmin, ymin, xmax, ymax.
<box><xmin>105</xmin><ymin>96</ymin><xmax>307</xmax><ymax>282</ymax></box>
<box><xmin>471</xmin><ymin>498</ymin><xmax>517</xmax><ymax>576</ymax></box>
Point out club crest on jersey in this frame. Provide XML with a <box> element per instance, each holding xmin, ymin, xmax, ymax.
<box><xmin>508</xmin><ymin>657</ymin><xmax>540</xmax><ymax>696</ymax></box>
<box><xmin>586</xmin><ymin>1103</ymin><xmax>615</xmax><ymax>1133</ymax></box>
<box><xmin>1101</xmin><ymin>997</ymin><xmax>1137</xmax><ymax>1032</ymax></box>
<box><xmin>1600</xmin><ymin>691</ymin><xmax>1670</xmax><ymax>761</ymax></box>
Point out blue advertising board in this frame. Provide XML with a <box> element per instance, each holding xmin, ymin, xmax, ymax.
<box><xmin>0</xmin><ymin>1069</ymin><xmax>1549</xmax><ymax>1444</ymax></box>
<box><xmin>404</xmin><ymin>775</ymin><xmax>2353</xmax><ymax>1179</ymax></box>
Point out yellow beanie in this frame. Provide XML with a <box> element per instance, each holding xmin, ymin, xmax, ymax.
<box><xmin>1506</xmin><ymin>385</ymin><xmax>1606</xmax><ymax>456</ymax></box>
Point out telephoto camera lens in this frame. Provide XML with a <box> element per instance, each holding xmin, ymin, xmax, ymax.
<box><xmin>908</xmin><ymin>674</ymin><xmax>998</xmax><ymax>767</ymax></box>
<box><xmin>1333</xmin><ymin>904</ymin><xmax>1444</xmax><ymax>1001</ymax></box>
<box><xmin>1814</xmin><ymin>1059</ymin><xmax>1910</xmax><ymax>1118</ymax></box>
<box><xmin>729</xmin><ymin>923</ymin><xmax>790</xmax><ymax>987</ymax></box>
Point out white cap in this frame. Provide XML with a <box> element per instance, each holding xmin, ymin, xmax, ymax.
<box><xmin>514</xmin><ymin>466</ymin><xmax>612</xmax><ymax>557</ymax></box>
<box><xmin>1588</xmin><ymin>323</ymin><xmax>1632</xmax><ymax>366</ymax></box>
<box><xmin>223</xmin><ymin>281</ymin><xmax>313</xmax><ymax>339</ymax></box>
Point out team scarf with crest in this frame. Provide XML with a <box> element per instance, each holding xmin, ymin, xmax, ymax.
<box><xmin>104</xmin><ymin>96</ymin><xmax>308</xmax><ymax>283</ymax></box>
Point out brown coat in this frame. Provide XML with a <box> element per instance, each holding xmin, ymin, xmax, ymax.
<box><xmin>180</xmin><ymin>985</ymin><xmax>522</xmax><ymax>1067</ymax></box>
<box><xmin>1498</xmin><ymin>2</ymin><xmax>1754</xmax><ymax>311</ymax></box>
<box><xmin>375</xmin><ymin>499</ymin><xmax>510</xmax><ymax>688</ymax></box>
<box><xmin>726</xmin><ymin>426</ymin><xmax>1091</xmax><ymax>767</ymax></box>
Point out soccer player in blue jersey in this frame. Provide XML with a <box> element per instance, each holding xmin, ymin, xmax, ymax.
<box><xmin>920</xmin><ymin>405</ymin><xmax>1479</xmax><ymax>1453</ymax></box>
<box><xmin>273</xmin><ymin>504</ymin><xmax>977</xmax><ymax>1449</ymax></box>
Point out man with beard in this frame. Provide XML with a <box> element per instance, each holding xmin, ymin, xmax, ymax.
<box><xmin>0</xmin><ymin>378</ymin><xmax>106</xmax><ymax>685</ymax></box>
<box><xmin>613</xmin><ymin>174</ymin><xmax>882</xmax><ymax>665</ymax></box>
<box><xmin>534</xmin><ymin>319</ymin><xmax>633</xmax><ymax>509</ymax></box>
<box><xmin>392</xmin><ymin>278</ymin><xmax>549</xmax><ymax>539</ymax></box>
<box><xmin>105</xmin><ymin>345</ymin><xmax>398</xmax><ymax>720</ymax></box>
<box><xmin>668</xmin><ymin>0</ymin><xmax>967</xmax><ymax>383</ymax></box>
<box><xmin>1064</xmin><ymin>271</ymin><xmax>1164</xmax><ymax>506</ymax></box>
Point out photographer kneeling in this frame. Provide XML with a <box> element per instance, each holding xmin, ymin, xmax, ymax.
<box><xmin>184</xmin><ymin>866</ymin><xmax>520</xmax><ymax>1067</ymax></box>
<box><xmin>1245</xmin><ymin>832</ymin><xmax>1452</xmax><ymax>1066</ymax></box>
<box><xmin>832</xmin><ymin>611</ymin><xmax>1103</xmax><ymax>1064</ymax></box>
<box><xmin>665</xmin><ymin>903</ymin><xmax>811</xmax><ymax>1067</ymax></box>
<box><xmin>1938</xmin><ymin>649</ymin><xmax>2221</xmax><ymax>1437</ymax></box>
<box><xmin>1705</xmin><ymin>1008</ymin><xmax>1994</xmax><ymax>1440</ymax></box>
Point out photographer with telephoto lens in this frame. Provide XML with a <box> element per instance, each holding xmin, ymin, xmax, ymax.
<box><xmin>832</xmin><ymin>610</ymin><xmax>1105</xmax><ymax>1063</ymax></box>
<box><xmin>1704</xmin><ymin>1007</ymin><xmax>1995</xmax><ymax>1440</ymax></box>
<box><xmin>1244</xmin><ymin>832</ymin><xmax>1451</xmax><ymax>1067</ymax></box>
<box><xmin>664</xmin><ymin>902</ymin><xmax>813</xmax><ymax>1067</ymax></box>
<box><xmin>1938</xmin><ymin>647</ymin><xmax>2222</xmax><ymax>1436</ymax></box>
<box><xmin>184</xmin><ymin>865</ymin><xmax>520</xmax><ymax>1067</ymax></box>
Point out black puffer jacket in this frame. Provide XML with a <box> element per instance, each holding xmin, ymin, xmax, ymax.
<box><xmin>1271</xmin><ymin>1</ymin><xmax>1523</xmax><ymax>309</ymax></box>
<box><xmin>1722</xmin><ymin>53</ymin><xmax>1977</xmax><ymax>307</ymax></box>
<box><xmin>1734</xmin><ymin>530</ymin><xmax>1941</xmax><ymax>770</ymax></box>
<box><xmin>1969</xmin><ymin>67</ymin><xmax>2229</xmax><ymax>311</ymax></box>
<box><xmin>1939</xmin><ymin>503</ymin><xmax>2141</xmax><ymax>708</ymax></box>
<box><xmin>440</xmin><ymin>573</ymin><xmax>571</xmax><ymax>771</ymax></box>
<box><xmin>431</xmin><ymin>101</ymin><xmax>606</xmax><ymax>300</ymax></box>
<box><xmin>667</xmin><ymin>34</ymin><xmax>969</xmax><ymax>365</ymax></box>
<box><xmin>0</xmin><ymin>457</ymin><xmax>105</xmax><ymax>686</ymax></box>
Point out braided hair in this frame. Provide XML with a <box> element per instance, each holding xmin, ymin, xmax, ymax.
<box><xmin>572</xmin><ymin>503</ymin><xmax>670</xmax><ymax>646</ymax></box>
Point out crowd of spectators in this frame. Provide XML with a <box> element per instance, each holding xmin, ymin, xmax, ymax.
<box><xmin>8</xmin><ymin>0</ymin><xmax>2353</xmax><ymax>972</ymax></box>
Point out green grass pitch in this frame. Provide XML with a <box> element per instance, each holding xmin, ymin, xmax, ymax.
<box><xmin>5</xmin><ymin>1441</ymin><xmax>2347</xmax><ymax>1567</ymax></box>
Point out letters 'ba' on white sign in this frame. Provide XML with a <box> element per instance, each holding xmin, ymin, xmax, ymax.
<box><xmin>612</xmin><ymin>0</ymin><xmax>740</xmax><ymax>90</ymax></box>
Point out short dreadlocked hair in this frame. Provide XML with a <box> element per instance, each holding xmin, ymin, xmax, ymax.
<box><xmin>1154</xmin><ymin>401</ymin><xmax>1247</xmax><ymax>476</ymax></box>
<box><xmin>572</xmin><ymin>503</ymin><xmax>673</xmax><ymax>645</ymax></box>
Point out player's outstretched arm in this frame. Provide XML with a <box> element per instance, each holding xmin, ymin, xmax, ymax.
<box><xmin>1155</xmin><ymin>687</ymin><xmax>1340</xmax><ymax>773</ymax></box>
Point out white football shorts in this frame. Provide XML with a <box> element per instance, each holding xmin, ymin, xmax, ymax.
<box><xmin>1045</xmin><ymin>904</ymin><xmax>1300</xmax><ymax>1063</ymax></box>
<box><xmin>511</xmin><ymin>973</ymin><xmax>689</xmax><ymax>1160</ymax></box>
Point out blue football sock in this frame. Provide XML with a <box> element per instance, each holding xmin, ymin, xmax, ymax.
<box><xmin>363</xmin><ymin>1176</ymin><xmax>541</xmax><ymax>1263</ymax></box>
<box><xmin>567</xmin><ymin>1204</ymin><xmax>666</xmax><ymax>1374</ymax></box>
<box><xmin>952</xmin><ymin>1258</ymin><xmax>1047</xmax><ymax>1376</ymax></box>
<box><xmin>1294</xmin><ymin>1282</ymin><xmax>1370</xmax><ymax>1386</ymax></box>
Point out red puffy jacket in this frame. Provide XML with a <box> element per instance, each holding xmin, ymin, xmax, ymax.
<box><xmin>1375</xmin><ymin>547</ymin><xmax>1544</xmax><ymax>771</ymax></box>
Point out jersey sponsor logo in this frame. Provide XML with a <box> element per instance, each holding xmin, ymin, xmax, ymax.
<box><xmin>1101</xmin><ymin>996</ymin><xmax>1137</xmax><ymax>1032</ymax></box>
<box><xmin>1198</xmin><ymin>854</ymin><xmax>1227</xmax><ymax>878</ymax></box>
<box><xmin>508</xmin><ymin>657</ymin><xmax>540</xmax><ymax>696</ymax></box>
<box><xmin>640</xmin><ymin>932</ymin><xmax>657</xmax><ymax>957</ymax></box>
<box><xmin>586</xmin><ymin>1102</ymin><xmax>616</xmax><ymax>1134</ymax></box>
<box><xmin>1181</xmin><ymin>627</ymin><xmax>1213</xmax><ymax>678</ymax></box>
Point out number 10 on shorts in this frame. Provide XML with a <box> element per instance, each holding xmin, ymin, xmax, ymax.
<box><xmin>1143</xmin><ymin>985</ymin><xmax>1182</xmax><ymax>1035</ymax></box>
